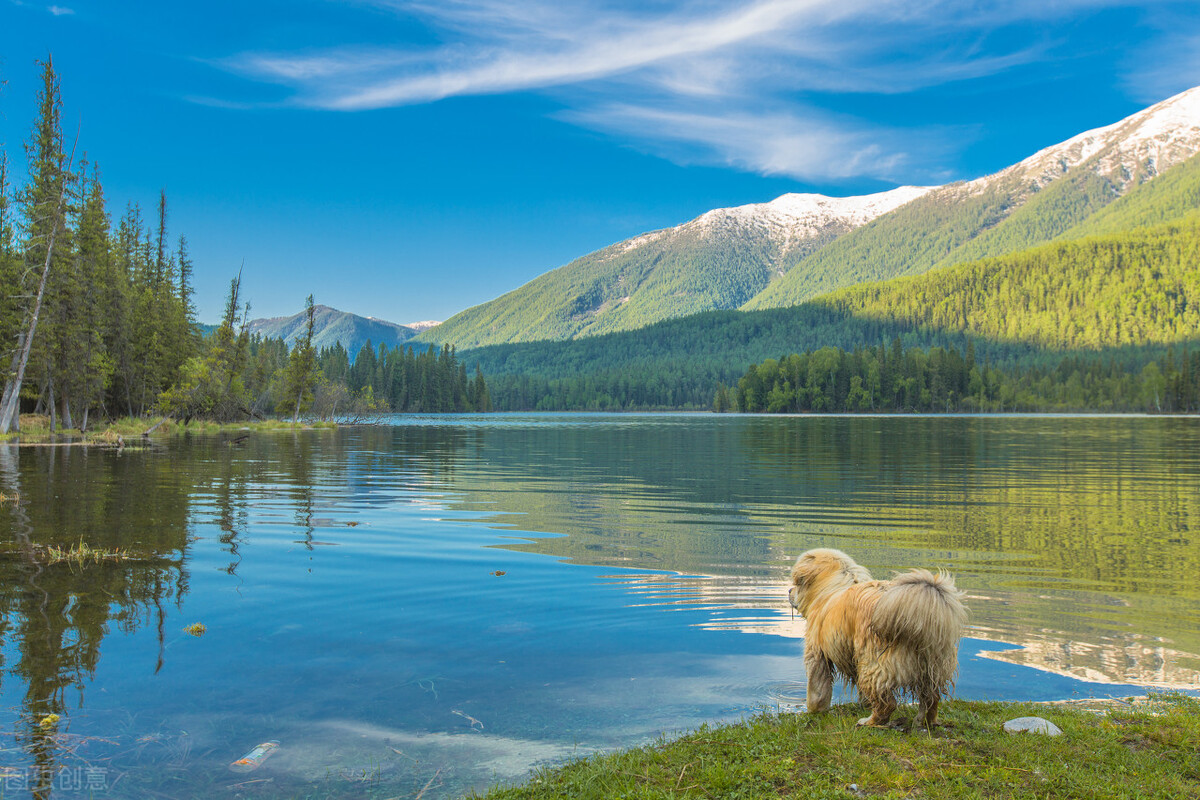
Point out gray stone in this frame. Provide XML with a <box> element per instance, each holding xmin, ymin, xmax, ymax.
<box><xmin>1003</xmin><ymin>716</ymin><xmax>1063</xmax><ymax>736</ymax></box>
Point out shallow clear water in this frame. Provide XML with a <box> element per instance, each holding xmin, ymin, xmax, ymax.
<box><xmin>0</xmin><ymin>414</ymin><xmax>1197</xmax><ymax>798</ymax></box>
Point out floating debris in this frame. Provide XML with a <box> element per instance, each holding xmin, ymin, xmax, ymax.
<box><xmin>490</xmin><ymin>571</ymin><xmax>506</xmax><ymax>577</ymax></box>
<box><xmin>183</xmin><ymin>623</ymin><xmax>207</xmax><ymax>637</ymax></box>
<box><xmin>451</xmin><ymin>709</ymin><xmax>484</xmax><ymax>731</ymax></box>
<box><xmin>230</xmin><ymin>740</ymin><xmax>280</xmax><ymax>773</ymax></box>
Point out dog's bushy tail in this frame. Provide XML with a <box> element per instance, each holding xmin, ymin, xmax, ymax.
<box><xmin>872</xmin><ymin>569</ymin><xmax>967</xmax><ymax>658</ymax></box>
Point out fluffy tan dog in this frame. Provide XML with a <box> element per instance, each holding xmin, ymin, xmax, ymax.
<box><xmin>788</xmin><ymin>548</ymin><xmax>967</xmax><ymax>728</ymax></box>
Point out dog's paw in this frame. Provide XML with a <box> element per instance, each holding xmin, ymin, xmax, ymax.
<box><xmin>856</xmin><ymin>717</ymin><xmax>902</xmax><ymax>729</ymax></box>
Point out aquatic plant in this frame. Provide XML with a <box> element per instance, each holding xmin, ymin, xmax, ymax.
<box><xmin>38</xmin><ymin>539</ymin><xmax>129</xmax><ymax>565</ymax></box>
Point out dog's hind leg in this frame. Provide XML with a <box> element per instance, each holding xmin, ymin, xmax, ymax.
<box><xmin>804</xmin><ymin>649</ymin><xmax>833</xmax><ymax>714</ymax></box>
<box><xmin>916</xmin><ymin>692</ymin><xmax>940</xmax><ymax>729</ymax></box>
<box><xmin>856</xmin><ymin>692</ymin><xmax>897</xmax><ymax>727</ymax></box>
<box><xmin>855</xmin><ymin>673</ymin><xmax>897</xmax><ymax>728</ymax></box>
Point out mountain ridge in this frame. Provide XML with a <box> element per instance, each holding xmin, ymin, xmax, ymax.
<box><xmin>247</xmin><ymin>305</ymin><xmax>417</xmax><ymax>357</ymax></box>
<box><xmin>414</xmin><ymin>185</ymin><xmax>931</xmax><ymax>349</ymax></box>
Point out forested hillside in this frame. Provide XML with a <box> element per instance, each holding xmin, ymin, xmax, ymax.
<box><xmin>415</xmin><ymin>224</ymin><xmax>782</xmax><ymax>349</ymax></box>
<box><xmin>1058</xmin><ymin>153</ymin><xmax>1200</xmax><ymax>240</ymax></box>
<box><xmin>470</xmin><ymin>216</ymin><xmax>1200</xmax><ymax>411</ymax></box>
<box><xmin>416</xmin><ymin>188</ymin><xmax>927</xmax><ymax>349</ymax></box>
<box><xmin>815</xmin><ymin>218</ymin><xmax>1200</xmax><ymax>351</ymax></box>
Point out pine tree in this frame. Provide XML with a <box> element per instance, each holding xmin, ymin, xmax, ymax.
<box><xmin>64</xmin><ymin>164</ymin><xmax>115</xmax><ymax>428</ymax></box>
<box><xmin>0</xmin><ymin>58</ymin><xmax>78</xmax><ymax>434</ymax></box>
<box><xmin>276</xmin><ymin>294</ymin><xmax>319</xmax><ymax>421</ymax></box>
<box><xmin>158</xmin><ymin>273</ymin><xmax>250</xmax><ymax>422</ymax></box>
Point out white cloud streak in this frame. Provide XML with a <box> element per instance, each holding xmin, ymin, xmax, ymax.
<box><xmin>564</xmin><ymin>103</ymin><xmax>966</xmax><ymax>183</ymax></box>
<box><xmin>214</xmin><ymin>0</ymin><xmax>1194</xmax><ymax>182</ymax></box>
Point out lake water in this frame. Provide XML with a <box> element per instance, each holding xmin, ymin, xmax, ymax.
<box><xmin>0</xmin><ymin>414</ymin><xmax>1197</xmax><ymax>799</ymax></box>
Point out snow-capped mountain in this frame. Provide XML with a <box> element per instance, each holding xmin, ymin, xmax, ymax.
<box><xmin>422</xmin><ymin>85</ymin><xmax>1200</xmax><ymax>348</ymax></box>
<box><xmin>417</xmin><ymin>186</ymin><xmax>933</xmax><ymax>348</ymax></box>
<box><xmin>997</xmin><ymin>85</ymin><xmax>1200</xmax><ymax>190</ymax></box>
<box><xmin>746</xmin><ymin>84</ymin><xmax>1200</xmax><ymax>310</ymax></box>
<box><xmin>639</xmin><ymin>185</ymin><xmax>934</xmax><ymax>257</ymax></box>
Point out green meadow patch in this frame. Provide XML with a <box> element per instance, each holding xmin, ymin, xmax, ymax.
<box><xmin>475</xmin><ymin>695</ymin><xmax>1200</xmax><ymax>800</ymax></box>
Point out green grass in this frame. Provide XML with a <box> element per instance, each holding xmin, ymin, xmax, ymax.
<box><xmin>0</xmin><ymin>414</ymin><xmax>337</xmax><ymax>443</ymax></box>
<box><xmin>473</xmin><ymin>695</ymin><xmax>1200</xmax><ymax>800</ymax></box>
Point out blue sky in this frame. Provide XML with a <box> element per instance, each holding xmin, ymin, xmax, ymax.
<box><xmin>2</xmin><ymin>1</ymin><xmax>1199</xmax><ymax>325</ymax></box>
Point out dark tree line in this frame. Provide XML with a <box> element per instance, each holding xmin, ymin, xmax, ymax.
<box><xmin>317</xmin><ymin>340</ymin><xmax>490</xmax><ymax>414</ymax></box>
<box><xmin>731</xmin><ymin>340</ymin><xmax>1200</xmax><ymax>414</ymax></box>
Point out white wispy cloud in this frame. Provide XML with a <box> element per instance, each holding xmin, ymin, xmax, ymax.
<box><xmin>47</xmin><ymin>4</ymin><xmax>73</xmax><ymax>15</ymax></box>
<box><xmin>566</xmin><ymin>105</ymin><xmax>910</xmax><ymax>182</ymax></box>
<box><xmin>213</xmin><ymin>0</ymin><xmax>1193</xmax><ymax>182</ymax></box>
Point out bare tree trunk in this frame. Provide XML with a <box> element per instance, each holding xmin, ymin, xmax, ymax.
<box><xmin>0</xmin><ymin>227</ymin><xmax>56</xmax><ymax>432</ymax></box>
<box><xmin>48</xmin><ymin>382</ymin><xmax>57</xmax><ymax>433</ymax></box>
<box><xmin>0</xmin><ymin>136</ymin><xmax>76</xmax><ymax>434</ymax></box>
<box><xmin>61</xmin><ymin>395</ymin><xmax>73</xmax><ymax>430</ymax></box>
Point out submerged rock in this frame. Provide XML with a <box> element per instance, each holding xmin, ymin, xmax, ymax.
<box><xmin>1003</xmin><ymin>716</ymin><xmax>1063</xmax><ymax>736</ymax></box>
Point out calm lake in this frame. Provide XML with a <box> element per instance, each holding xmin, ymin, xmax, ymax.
<box><xmin>1</xmin><ymin>414</ymin><xmax>1197</xmax><ymax>799</ymax></box>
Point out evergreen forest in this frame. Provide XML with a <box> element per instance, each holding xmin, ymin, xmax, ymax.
<box><xmin>728</xmin><ymin>341</ymin><xmax>1199</xmax><ymax>414</ymax></box>
<box><xmin>0</xmin><ymin>59</ymin><xmax>486</xmax><ymax>433</ymax></box>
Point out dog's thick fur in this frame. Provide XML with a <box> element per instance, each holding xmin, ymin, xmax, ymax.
<box><xmin>788</xmin><ymin>548</ymin><xmax>967</xmax><ymax>728</ymax></box>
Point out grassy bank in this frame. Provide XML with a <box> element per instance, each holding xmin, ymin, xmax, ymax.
<box><xmin>474</xmin><ymin>695</ymin><xmax>1199</xmax><ymax>800</ymax></box>
<box><xmin>0</xmin><ymin>414</ymin><xmax>337</xmax><ymax>443</ymax></box>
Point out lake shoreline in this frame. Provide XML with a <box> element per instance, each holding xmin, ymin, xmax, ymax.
<box><xmin>4</xmin><ymin>410</ymin><xmax>1198</xmax><ymax>445</ymax></box>
<box><xmin>0</xmin><ymin>414</ymin><xmax>337</xmax><ymax>444</ymax></box>
<box><xmin>472</xmin><ymin>694</ymin><xmax>1200</xmax><ymax>799</ymax></box>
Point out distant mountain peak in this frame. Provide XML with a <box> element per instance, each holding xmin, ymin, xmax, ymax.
<box><xmin>695</xmin><ymin>186</ymin><xmax>935</xmax><ymax>227</ymax></box>
<box><xmin>614</xmin><ymin>185</ymin><xmax>934</xmax><ymax>261</ymax></box>
<box><xmin>684</xmin><ymin>186</ymin><xmax>935</xmax><ymax>250</ymax></box>
<box><xmin>247</xmin><ymin>305</ymin><xmax>416</xmax><ymax>357</ymax></box>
